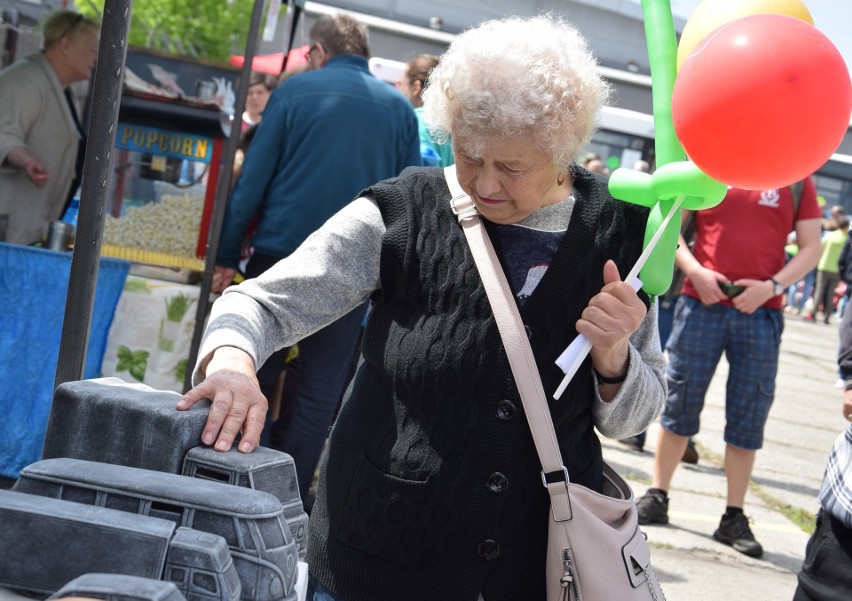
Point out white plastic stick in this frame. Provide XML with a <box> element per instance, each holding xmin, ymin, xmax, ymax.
<box><xmin>553</xmin><ymin>195</ymin><xmax>685</xmax><ymax>399</ymax></box>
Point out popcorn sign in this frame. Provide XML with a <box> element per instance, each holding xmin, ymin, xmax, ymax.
<box><xmin>116</xmin><ymin>123</ymin><xmax>213</xmax><ymax>163</ymax></box>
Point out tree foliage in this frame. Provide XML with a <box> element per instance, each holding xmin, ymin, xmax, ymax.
<box><xmin>77</xmin><ymin>0</ymin><xmax>258</xmax><ymax>62</ymax></box>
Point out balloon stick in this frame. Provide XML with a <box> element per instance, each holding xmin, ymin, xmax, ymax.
<box><xmin>553</xmin><ymin>195</ymin><xmax>685</xmax><ymax>399</ymax></box>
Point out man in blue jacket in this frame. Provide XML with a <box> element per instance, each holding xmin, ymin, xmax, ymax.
<box><xmin>211</xmin><ymin>13</ymin><xmax>421</xmax><ymax>506</ymax></box>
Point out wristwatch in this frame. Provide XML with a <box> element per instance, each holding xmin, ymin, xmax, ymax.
<box><xmin>769</xmin><ymin>278</ymin><xmax>785</xmax><ymax>297</ymax></box>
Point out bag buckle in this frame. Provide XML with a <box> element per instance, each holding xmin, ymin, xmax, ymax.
<box><xmin>541</xmin><ymin>466</ymin><xmax>570</xmax><ymax>488</ymax></box>
<box><xmin>450</xmin><ymin>194</ymin><xmax>478</xmax><ymax>223</ymax></box>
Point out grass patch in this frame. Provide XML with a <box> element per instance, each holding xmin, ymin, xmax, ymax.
<box><xmin>751</xmin><ymin>485</ymin><xmax>816</xmax><ymax>535</ymax></box>
<box><xmin>623</xmin><ymin>471</ymin><xmax>651</xmax><ymax>485</ymax></box>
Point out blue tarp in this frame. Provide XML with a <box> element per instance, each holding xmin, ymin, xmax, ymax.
<box><xmin>0</xmin><ymin>243</ymin><xmax>130</xmax><ymax>478</ymax></box>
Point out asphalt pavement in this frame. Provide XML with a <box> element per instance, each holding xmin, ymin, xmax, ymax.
<box><xmin>605</xmin><ymin>313</ymin><xmax>846</xmax><ymax>601</ymax></box>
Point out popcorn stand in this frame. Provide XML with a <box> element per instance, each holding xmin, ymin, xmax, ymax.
<box><xmin>98</xmin><ymin>53</ymin><xmax>236</xmax><ymax>393</ymax></box>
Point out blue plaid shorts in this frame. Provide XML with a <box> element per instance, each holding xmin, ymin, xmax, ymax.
<box><xmin>661</xmin><ymin>295</ymin><xmax>784</xmax><ymax>450</ymax></box>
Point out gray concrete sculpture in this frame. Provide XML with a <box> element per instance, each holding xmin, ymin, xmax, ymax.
<box><xmin>42</xmin><ymin>378</ymin><xmax>210</xmax><ymax>474</ymax></box>
<box><xmin>0</xmin><ymin>490</ymin><xmax>240</xmax><ymax>600</ymax></box>
<box><xmin>14</xmin><ymin>458</ymin><xmax>299</xmax><ymax>601</ymax></box>
<box><xmin>183</xmin><ymin>446</ymin><xmax>309</xmax><ymax>559</ymax></box>
<box><xmin>42</xmin><ymin>378</ymin><xmax>309</xmax><ymax>560</ymax></box>
<box><xmin>48</xmin><ymin>573</ymin><xmax>188</xmax><ymax>601</ymax></box>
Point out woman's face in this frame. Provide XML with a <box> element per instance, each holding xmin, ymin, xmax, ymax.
<box><xmin>63</xmin><ymin>29</ymin><xmax>99</xmax><ymax>82</ymax></box>
<box><xmin>245</xmin><ymin>82</ymin><xmax>271</xmax><ymax>116</ymax></box>
<box><xmin>453</xmin><ymin>134</ymin><xmax>569</xmax><ymax>225</ymax></box>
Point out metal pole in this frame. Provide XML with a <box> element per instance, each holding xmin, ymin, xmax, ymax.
<box><xmin>183</xmin><ymin>0</ymin><xmax>267</xmax><ymax>392</ymax></box>
<box><xmin>280</xmin><ymin>0</ymin><xmax>305</xmax><ymax>74</ymax></box>
<box><xmin>54</xmin><ymin>0</ymin><xmax>132</xmax><ymax>387</ymax></box>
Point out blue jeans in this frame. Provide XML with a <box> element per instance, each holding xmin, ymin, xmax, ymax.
<box><xmin>661</xmin><ymin>296</ymin><xmax>783</xmax><ymax>450</ymax></box>
<box><xmin>246</xmin><ymin>252</ymin><xmax>366</xmax><ymax>499</ymax></box>
<box><xmin>307</xmin><ymin>574</ymin><xmax>487</xmax><ymax>600</ymax></box>
<box><xmin>789</xmin><ymin>269</ymin><xmax>816</xmax><ymax>311</ymax></box>
<box><xmin>658</xmin><ymin>294</ymin><xmax>678</xmax><ymax>352</ymax></box>
<box><xmin>307</xmin><ymin>574</ymin><xmax>347</xmax><ymax>601</ymax></box>
<box><xmin>627</xmin><ymin>296</ymin><xmax>678</xmax><ymax>448</ymax></box>
<box><xmin>269</xmin><ymin>303</ymin><xmax>366</xmax><ymax>502</ymax></box>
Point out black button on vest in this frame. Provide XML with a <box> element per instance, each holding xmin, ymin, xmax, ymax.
<box><xmin>477</xmin><ymin>539</ymin><xmax>500</xmax><ymax>559</ymax></box>
<box><xmin>486</xmin><ymin>472</ymin><xmax>508</xmax><ymax>493</ymax></box>
<box><xmin>496</xmin><ymin>399</ymin><xmax>516</xmax><ymax>420</ymax></box>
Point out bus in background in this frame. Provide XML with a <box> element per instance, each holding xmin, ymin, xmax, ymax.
<box><xmin>368</xmin><ymin>56</ymin><xmax>406</xmax><ymax>87</ymax></box>
<box><xmin>587</xmin><ymin>105</ymin><xmax>852</xmax><ymax>217</ymax></box>
<box><xmin>587</xmin><ymin>105</ymin><xmax>656</xmax><ymax>171</ymax></box>
<box><xmin>814</xmin><ymin>152</ymin><xmax>852</xmax><ymax>216</ymax></box>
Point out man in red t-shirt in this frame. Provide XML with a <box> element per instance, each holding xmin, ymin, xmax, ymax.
<box><xmin>636</xmin><ymin>179</ymin><xmax>822</xmax><ymax>557</ymax></box>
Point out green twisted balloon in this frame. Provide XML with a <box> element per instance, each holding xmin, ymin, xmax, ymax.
<box><xmin>606</xmin><ymin>0</ymin><xmax>727</xmax><ymax>295</ymax></box>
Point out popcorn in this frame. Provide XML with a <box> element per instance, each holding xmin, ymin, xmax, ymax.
<box><xmin>105</xmin><ymin>194</ymin><xmax>203</xmax><ymax>256</ymax></box>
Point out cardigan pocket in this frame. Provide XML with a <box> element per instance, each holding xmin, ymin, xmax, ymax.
<box><xmin>337</xmin><ymin>455</ymin><xmax>433</xmax><ymax>566</ymax></box>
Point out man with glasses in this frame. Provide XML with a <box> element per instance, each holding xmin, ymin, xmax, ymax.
<box><xmin>636</xmin><ymin>180</ymin><xmax>823</xmax><ymax>558</ymax></box>
<box><xmin>210</xmin><ymin>13</ymin><xmax>421</xmax><ymax>508</ymax></box>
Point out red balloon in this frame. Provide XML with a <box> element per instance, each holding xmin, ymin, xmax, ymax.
<box><xmin>672</xmin><ymin>14</ymin><xmax>852</xmax><ymax>190</ymax></box>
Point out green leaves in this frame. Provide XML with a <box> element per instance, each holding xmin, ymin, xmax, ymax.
<box><xmin>164</xmin><ymin>292</ymin><xmax>194</xmax><ymax>322</ymax></box>
<box><xmin>116</xmin><ymin>345</ymin><xmax>149</xmax><ymax>382</ymax></box>
<box><xmin>174</xmin><ymin>359</ymin><xmax>188</xmax><ymax>383</ymax></box>
<box><xmin>80</xmin><ymin>0</ymin><xmax>257</xmax><ymax>62</ymax></box>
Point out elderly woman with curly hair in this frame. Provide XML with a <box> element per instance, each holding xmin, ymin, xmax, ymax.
<box><xmin>181</xmin><ymin>15</ymin><xmax>666</xmax><ymax>601</ymax></box>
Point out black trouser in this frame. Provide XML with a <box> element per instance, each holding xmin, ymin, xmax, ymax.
<box><xmin>794</xmin><ymin>509</ymin><xmax>852</xmax><ymax>600</ymax></box>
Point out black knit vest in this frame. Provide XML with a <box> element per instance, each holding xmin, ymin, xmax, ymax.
<box><xmin>306</xmin><ymin>167</ymin><xmax>650</xmax><ymax>601</ymax></box>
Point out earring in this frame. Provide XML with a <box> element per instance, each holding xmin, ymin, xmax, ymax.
<box><xmin>557</xmin><ymin>172</ymin><xmax>565</xmax><ymax>186</ymax></box>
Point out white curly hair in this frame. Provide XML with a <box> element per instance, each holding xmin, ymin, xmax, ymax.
<box><xmin>422</xmin><ymin>15</ymin><xmax>610</xmax><ymax>166</ymax></box>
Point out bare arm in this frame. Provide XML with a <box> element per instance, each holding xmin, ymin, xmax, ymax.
<box><xmin>774</xmin><ymin>218</ymin><xmax>822</xmax><ymax>286</ymax></box>
<box><xmin>3</xmin><ymin>147</ymin><xmax>49</xmax><ymax>187</ymax></box>
<box><xmin>731</xmin><ymin>217</ymin><xmax>822</xmax><ymax>314</ymax></box>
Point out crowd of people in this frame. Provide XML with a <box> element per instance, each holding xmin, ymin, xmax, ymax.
<box><xmin>783</xmin><ymin>204</ymin><xmax>852</xmax><ymax>325</ymax></box>
<box><xmin>3</xmin><ymin>7</ymin><xmax>851</xmax><ymax>601</ymax></box>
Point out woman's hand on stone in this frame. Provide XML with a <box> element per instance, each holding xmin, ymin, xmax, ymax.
<box><xmin>177</xmin><ymin>347</ymin><xmax>268</xmax><ymax>453</ymax></box>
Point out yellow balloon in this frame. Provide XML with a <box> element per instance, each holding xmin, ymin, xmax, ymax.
<box><xmin>677</xmin><ymin>0</ymin><xmax>814</xmax><ymax>70</ymax></box>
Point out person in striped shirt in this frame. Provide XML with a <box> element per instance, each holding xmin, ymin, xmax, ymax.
<box><xmin>794</xmin><ymin>305</ymin><xmax>852</xmax><ymax>599</ymax></box>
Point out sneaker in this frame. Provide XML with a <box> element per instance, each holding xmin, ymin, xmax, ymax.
<box><xmin>618</xmin><ymin>434</ymin><xmax>645</xmax><ymax>452</ymax></box>
<box><xmin>681</xmin><ymin>439</ymin><xmax>699</xmax><ymax>464</ymax></box>
<box><xmin>636</xmin><ymin>490</ymin><xmax>669</xmax><ymax>525</ymax></box>
<box><xmin>713</xmin><ymin>512</ymin><xmax>763</xmax><ymax>557</ymax></box>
